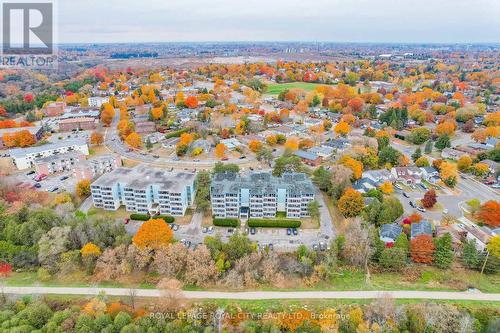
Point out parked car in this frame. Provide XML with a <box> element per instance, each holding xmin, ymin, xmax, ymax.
<box><xmin>208</xmin><ymin>226</ymin><xmax>214</xmax><ymax>234</ymax></box>
<box><xmin>319</xmin><ymin>242</ymin><xmax>327</xmax><ymax>251</ymax></box>
<box><xmin>227</xmin><ymin>228</ymin><xmax>234</xmax><ymax>233</ymax></box>
<box><xmin>124</xmin><ymin>218</ymin><xmax>130</xmax><ymax>225</ymax></box>
<box><xmin>287</xmin><ymin>228</ymin><xmax>292</xmax><ymax>236</ymax></box>
<box><xmin>33</xmin><ymin>183</ymin><xmax>41</xmax><ymax>189</ymax></box>
<box><xmin>60</xmin><ymin>175</ymin><xmax>69</xmax><ymax>181</ymax></box>
<box><xmin>250</xmin><ymin>227</ymin><xmax>256</xmax><ymax>235</ymax></box>
<box><xmin>292</xmin><ymin>228</ymin><xmax>298</xmax><ymax>236</ymax></box>
<box><xmin>409</xmin><ymin>201</ymin><xmax>416</xmax><ymax>208</ymax></box>
<box><xmin>268</xmin><ymin>244</ymin><xmax>273</xmax><ymax>251</ymax></box>
<box><xmin>312</xmin><ymin>244</ymin><xmax>319</xmax><ymax>251</ymax></box>
<box><xmin>417</xmin><ymin>206</ymin><xmax>426</xmax><ymax>213</ymax></box>
<box><xmin>403</xmin><ymin>192</ymin><xmax>409</xmax><ymax>198</ymax></box>
<box><xmin>172</xmin><ymin>224</ymin><xmax>179</xmax><ymax>231</ymax></box>
<box><xmin>394</xmin><ymin>183</ymin><xmax>402</xmax><ymax>190</ymax></box>
<box><xmin>26</xmin><ymin>170</ymin><xmax>35</xmax><ymax>176</ymax></box>
<box><xmin>34</xmin><ymin>173</ymin><xmax>47</xmax><ymax>182</ymax></box>
<box><xmin>202</xmin><ymin>227</ymin><xmax>208</xmax><ymax>233</ymax></box>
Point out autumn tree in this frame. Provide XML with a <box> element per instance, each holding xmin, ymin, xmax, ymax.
<box><xmin>410</xmin><ymin>234</ymin><xmax>435</xmax><ymax>264</ymax></box>
<box><xmin>421</xmin><ymin>189</ymin><xmax>437</xmax><ymax>208</ymax></box>
<box><xmin>185</xmin><ymin>96</ymin><xmax>199</xmax><ymax>109</ymax></box>
<box><xmin>76</xmin><ymin>179</ymin><xmax>91</xmax><ymax>197</ymax></box>
<box><xmin>440</xmin><ymin>161</ymin><xmax>458</xmax><ymax>187</ymax></box>
<box><xmin>471</xmin><ymin>163</ymin><xmax>489</xmax><ymax>177</ymax></box>
<box><xmin>339</xmin><ymin>155</ymin><xmax>363</xmax><ymax>180</ymax></box>
<box><xmin>125</xmin><ymin>132</ymin><xmax>142</xmax><ymax>148</ymax></box>
<box><xmin>379</xmin><ymin>181</ymin><xmax>393</xmax><ymax>194</ymax></box>
<box><xmin>100</xmin><ymin>103</ymin><xmax>115</xmax><ymax>126</ymax></box>
<box><xmin>415</xmin><ymin>156</ymin><xmax>429</xmax><ymax>167</ymax></box>
<box><xmin>334</xmin><ymin>121</ymin><xmax>350</xmax><ymax>137</ymax></box>
<box><xmin>487</xmin><ymin>235</ymin><xmax>500</xmax><ymax>259</ymax></box>
<box><xmin>284</xmin><ymin>137</ymin><xmax>299</xmax><ymax>151</ymax></box>
<box><xmin>338</xmin><ymin>188</ymin><xmax>364</xmax><ymax>218</ymax></box>
<box><xmin>478</xmin><ymin>200</ymin><xmax>500</xmax><ymax>227</ymax></box>
<box><xmin>248</xmin><ymin>140</ymin><xmax>262</xmax><ymax>153</ymax></box>
<box><xmin>133</xmin><ymin>219</ymin><xmax>173</xmax><ymax>249</ymax></box>
<box><xmin>215</xmin><ymin>143</ymin><xmax>227</xmax><ymax>159</ymax></box>
<box><xmin>457</xmin><ymin>155</ymin><xmax>472</xmax><ymax>172</ymax></box>
<box><xmin>2</xmin><ymin>130</ymin><xmax>36</xmax><ymax>148</ymax></box>
<box><xmin>90</xmin><ymin>132</ymin><xmax>104</xmax><ymax>145</ymax></box>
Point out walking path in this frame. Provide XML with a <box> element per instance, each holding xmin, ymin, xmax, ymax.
<box><xmin>2</xmin><ymin>286</ymin><xmax>499</xmax><ymax>301</ymax></box>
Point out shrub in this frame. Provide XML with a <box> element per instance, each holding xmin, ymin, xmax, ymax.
<box><xmin>213</xmin><ymin>218</ymin><xmax>240</xmax><ymax>227</ymax></box>
<box><xmin>130</xmin><ymin>213</ymin><xmax>149</xmax><ymax>221</ymax></box>
<box><xmin>247</xmin><ymin>219</ymin><xmax>301</xmax><ymax>228</ymax></box>
<box><xmin>157</xmin><ymin>215</ymin><xmax>175</xmax><ymax>223</ymax></box>
<box><xmin>165</xmin><ymin>128</ymin><xmax>189</xmax><ymax>139</ymax></box>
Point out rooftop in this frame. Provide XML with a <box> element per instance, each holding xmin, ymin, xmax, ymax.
<box><xmin>9</xmin><ymin>139</ymin><xmax>88</xmax><ymax>158</ymax></box>
<box><xmin>211</xmin><ymin>171</ymin><xmax>315</xmax><ymax>197</ymax></box>
<box><xmin>92</xmin><ymin>165</ymin><xmax>195</xmax><ymax>192</ymax></box>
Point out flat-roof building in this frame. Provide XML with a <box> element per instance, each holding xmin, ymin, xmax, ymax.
<box><xmin>210</xmin><ymin>172</ymin><xmax>315</xmax><ymax>219</ymax></box>
<box><xmin>90</xmin><ymin>165</ymin><xmax>196</xmax><ymax>216</ymax></box>
<box><xmin>9</xmin><ymin>139</ymin><xmax>89</xmax><ymax>170</ymax></box>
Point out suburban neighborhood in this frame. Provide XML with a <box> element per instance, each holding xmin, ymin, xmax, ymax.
<box><xmin>0</xmin><ymin>0</ymin><xmax>499</xmax><ymax>331</ymax></box>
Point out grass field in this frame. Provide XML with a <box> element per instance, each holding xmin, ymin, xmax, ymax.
<box><xmin>265</xmin><ymin>82</ymin><xmax>333</xmax><ymax>95</ymax></box>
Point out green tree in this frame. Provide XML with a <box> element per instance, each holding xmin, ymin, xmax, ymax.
<box><xmin>424</xmin><ymin>140</ymin><xmax>433</xmax><ymax>154</ymax></box>
<box><xmin>411</xmin><ymin>147</ymin><xmax>422</xmax><ymax>162</ymax></box>
<box><xmin>434</xmin><ymin>233</ymin><xmax>454</xmax><ymax>269</ymax></box>
<box><xmin>312</xmin><ymin>166</ymin><xmax>332</xmax><ymax>192</ymax></box>
<box><xmin>379</xmin><ymin>146</ymin><xmax>402</xmax><ymax>166</ymax></box>
<box><xmin>195</xmin><ymin>171</ymin><xmax>211</xmax><ymax>214</ymax></box>
<box><xmin>435</xmin><ymin>134</ymin><xmax>451</xmax><ymax>150</ymax></box>
<box><xmin>462</xmin><ymin>239</ymin><xmax>480</xmax><ymax>269</ymax></box>
<box><xmin>213</xmin><ymin>162</ymin><xmax>239</xmax><ymax>174</ymax></box>
<box><xmin>379</xmin><ymin>247</ymin><xmax>407</xmax><ymax>271</ymax></box>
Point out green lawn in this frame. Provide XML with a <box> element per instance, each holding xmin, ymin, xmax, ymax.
<box><xmin>265</xmin><ymin>82</ymin><xmax>334</xmax><ymax>95</ymax></box>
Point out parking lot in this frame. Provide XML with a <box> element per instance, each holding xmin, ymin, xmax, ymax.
<box><xmin>13</xmin><ymin>169</ymin><xmax>78</xmax><ymax>195</ymax></box>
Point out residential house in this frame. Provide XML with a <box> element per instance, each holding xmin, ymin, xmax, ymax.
<box><xmin>410</xmin><ymin>221</ymin><xmax>433</xmax><ymax>239</ymax></box>
<box><xmin>309</xmin><ymin>145</ymin><xmax>335</xmax><ymax>158</ymax></box>
<box><xmin>391</xmin><ymin>167</ymin><xmax>423</xmax><ymax>185</ymax></box>
<box><xmin>294</xmin><ymin>150</ymin><xmax>322</xmax><ymax>167</ymax></box>
<box><xmin>380</xmin><ymin>223</ymin><xmax>403</xmax><ymax>244</ymax></box>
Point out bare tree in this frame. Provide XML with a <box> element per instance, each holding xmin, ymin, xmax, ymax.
<box><xmin>157</xmin><ymin>278</ymin><xmax>185</xmax><ymax>312</ymax></box>
<box><xmin>341</xmin><ymin>218</ymin><xmax>374</xmax><ymax>283</ymax></box>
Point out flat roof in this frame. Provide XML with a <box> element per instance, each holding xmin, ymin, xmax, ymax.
<box><xmin>0</xmin><ymin>126</ymin><xmax>42</xmax><ymax>136</ymax></box>
<box><xmin>9</xmin><ymin>139</ymin><xmax>87</xmax><ymax>158</ymax></box>
<box><xmin>92</xmin><ymin>165</ymin><xmax>195</xmax><ymax>192</ymax></box>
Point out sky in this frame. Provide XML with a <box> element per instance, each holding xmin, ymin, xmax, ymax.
<box><xmin>57</xmin><ymin>0</ymin><xmax>500</xmax><ymax>43</ymax></box>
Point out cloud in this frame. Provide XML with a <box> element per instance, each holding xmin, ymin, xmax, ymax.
<box><xmin>56</xmin><ymin>0</ymin><xmax>500</xmax><ymax>43</ymax></box>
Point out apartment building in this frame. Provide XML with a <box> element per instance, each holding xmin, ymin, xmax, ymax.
<box><xmin>90</xmin><ymin>165</ymin><xmax>196</xmax><ymax>216</ymax></box>
<box><xmin>9</xmin><ymin>139</ymin><xmax>89</xmax><ymax>170</ymax></box>
<box><xmin>74</xmin><ymin>154</ymin><xmax>122</xmax><ymax>181</ymax></box>
<box><xmin>58</xmin><ymin>117</ymin><xmax>96</xmax><ymax>132</ymax></box>
<box><xmin>35</xmin><ymin>152</ymin><xmax>85</xmax><ymax>175</ymax></box>
<box><xmin>210</xmin><ymin>172</ymin><xmax>315</xmax><ymax>219</ymax></box>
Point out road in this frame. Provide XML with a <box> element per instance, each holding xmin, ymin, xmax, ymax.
<box><xmin>103</xmin><ymin>110</ymin><xmax>260</xmax><ymax>170</ymax></box>
<box><xmin>2</xmin><ymin>286</ymin><xmax>499</xmax><ymax>301</ymax></box>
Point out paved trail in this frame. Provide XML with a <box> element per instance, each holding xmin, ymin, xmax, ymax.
<box><xmin>2</xmin><ymin>287</ymin><xmax>499</xmax><ymax>301</ymax></box>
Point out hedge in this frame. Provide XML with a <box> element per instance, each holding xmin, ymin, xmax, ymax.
<box><xmin>213</xmin><ymin>218</ymin><xmax>240</xmax><ymax>227</ymax></box>
<box><xmin>247</xmin><ymin>219</ymin><xmax>301</xmax><ymax>228</ymax></box>
<box><xmin>165</xmin><ymin>128</ymin><xmax>190</xmax><ymax>139</ymax></box>
<box><xmin>130</xmin><ymin>214</ymin><xmax>175</xmax><ymax>223</ymax></box>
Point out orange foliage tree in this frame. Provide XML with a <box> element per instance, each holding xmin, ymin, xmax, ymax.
<box><xmin>2</xmin><ymin>130</ymin><xmax>35</xmax><ymax>148</ymax></box>
<box><xmin>410</xmin><ymin>234</ymin><xmax>435</xmax><ymax>263</ymax></box>
<box><xmin>133</xmin><ymin>219</ymin><xmax>173</xmax><ymax>249</ymax></box>
<box><xmin>339</xmin><ymin>156</ymin><xmax>363</xmax><ymax>179</ymax></box>
<box><xmin>284</xmin><ymin>137</ymin><xmax>299</xmax><ymax>151</ymax></box>
<box><xmin>179</xmin><ymin>133</ymin><xmax>194</xmax><ymax>146</ymax></box>
<box><xmin>215</xmin><ymin>143</ymin><xmax>227</xmax><ymax>159</ymax></box>
<box><xmin>334</xmin><ymin>121</ymin><xmax>350</xmax><ymax>137</ymax></box>
<box><xmin>90</xmin><ymin>132</ymin><xmax>104</xmax><ymax>145</ymax></box>
<box><xmin>76</xmin><ymin>179</ymin><xmax>91</xmax><ymax>197</ymax></box>
<box><xmin>185</xmin><ymin>96</ymin><xmax>199</xmax><ymax>109</ymax></box>
<box><xmin>379</xmin><ymin>181</ymin><xmax>393</xmax><ymax>194</ymax></box>
<box><xmin>125</xmin><ymin>132</ymin><xmax>142</xmax><ymax>148</ymax></box>
<box><xmin>100</xmin><ymin>103</ymin><xmax>115</xmax><ymax>126</ymax></box>
<box><xmin>248</xmin><ymin>140</ymin><xmax>262</xmax><ymax>153</ymax></box>
<box><xmin>478</xmin><ymin>200</ymin><xmax>500</xmax><ymax>227</ymax></box>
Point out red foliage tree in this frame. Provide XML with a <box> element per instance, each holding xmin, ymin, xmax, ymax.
<box><xmin>0</xmin><ymin>261</ymin><xmax>12</xmax><ymax>276</ymax></box>
<box><xmin>421</xmin><ymin>189</ymin><xmax>437</xmax><ymax>208</ymax></box>
<box><xmin>410</xmin><ymin>234</ymin><xmax>435</xmax><ymax>264</ymax></box>
<box><xmin>23</xmin><ymin>93</ymin><xmax>34</xmax><ymax>103</ymax></box>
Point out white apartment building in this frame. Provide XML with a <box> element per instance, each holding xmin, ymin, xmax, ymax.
<box><xmin>88</xmin><ymin>96</ymin><xmax>109</xmax><ymax>108</ymax></box>
<box><xmin>9</xmin><ymin>139</ymin><xmax>89</xmax><ymax>170</ymax></box>
<box><xmin>90</xmin><ymin>165</ymin><xmax>196</xmax><ymax>216</ymax></box>
<box><xmin>210</xmin><ymin>172</ymin><xmax>315</xmax><ymax>219</ymax></box>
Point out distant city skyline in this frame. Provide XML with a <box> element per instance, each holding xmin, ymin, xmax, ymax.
<box><xmin>58</xmin><ymin>0</ymin><xmax>500</xmax><ymax>44</ymax></box>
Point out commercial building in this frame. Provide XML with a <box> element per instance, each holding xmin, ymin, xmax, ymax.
<box><xmin>90</xmin><ymin>165</ymin><xmax>196</xmax><ymax>216</ymax></box>
<box><xmin>9</xmin><ymin>139</ymin><xmax>89</xmax><ymax>170</ymax></box>
<box><xmin>210</xmin><ymin>172</ymin><xmax>315</xmax><ymax>219</ymax></box>
<box><xmin>58</xmin><ymin>117</ymin><xmax>96</xmax><ymax>132</ymax></box>
<box><xmin>74</xmin><ymin>154</ymin><xmax>122</xmax><ymax>181</ymax></box>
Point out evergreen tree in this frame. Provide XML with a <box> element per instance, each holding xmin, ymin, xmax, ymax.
<box><xmin>435</xmin><ymin>135</ymin><xmax>451</xmax><ymax>150</ymax></box>
<box><xmin>412</xmin><ymin>147</ymin><xmax>422</xmax><ymax>162</ymax></box>
<box><xmin>462</xmin><ymin>239</ymin><xmax>480</xmax><ymax>269</ymax></box>
<box><xmin>434</xmin><ymin>233</ymin><xmax>454</xmax><ymax>269</ymax></box>
<box><xmin>424</xmin><ymin>140</ymin><xmax>433</xmax><ymax>154</ymax></box>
